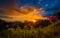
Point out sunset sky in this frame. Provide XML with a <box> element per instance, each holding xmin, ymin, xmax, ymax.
<box><xmin>0</xmin><ymin>0</ymin><xmax>60</xmax><ymax>22</ymax></box>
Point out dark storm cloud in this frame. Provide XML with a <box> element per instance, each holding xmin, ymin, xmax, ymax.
<box><xmin>0</xmin><ymin>0</ymin><xmax>20</xmax><ymax>19</ymax></box>
<box><xmin>0</xmin><ymin>9</ymin><xmax>5</xmax><ymax>14</ymax></box>
<box><xmin>0</xmin><ymin>0</ymin><xmax>18</xmax><ymax>8</ymax></box>
<box><xmin>0</xmin><ymin>0</ymin><xmax>20</xmax><ymax>15</ymax></box>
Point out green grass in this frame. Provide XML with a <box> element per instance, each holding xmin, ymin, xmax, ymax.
<box><xmin>0</xmin><ymin>20</ymin><xmax>60</xmax><ymax>38</ymax></box>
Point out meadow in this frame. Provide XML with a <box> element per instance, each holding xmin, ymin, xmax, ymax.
<box><xmin>0</xmin><ymin>20</ymin><xmax>60</xmax><ymax>38</ymax></box>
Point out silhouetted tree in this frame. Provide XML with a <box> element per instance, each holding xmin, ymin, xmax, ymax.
<box><xmin>13</xmin><ymin>21</ymin><xmax>24</xmax><ymax>29</ymax></box>
<box><xmin>35</xmin><ymin>20</ymin><xmax>52</xmax><ymax>28</ymax></box>
<box><xmin>0</xmin><ymin>19</ymin><xmax>9</xmax><ymax>31</ymax></box>
<box><xmin>54</xmin><ymin>11</ymin><xmax>60</xmax><ymax>19</ymax></box>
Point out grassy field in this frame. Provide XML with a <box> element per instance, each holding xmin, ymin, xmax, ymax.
<box><xmin>0</xmin><ymin>20</ymin><xmax>60</xmax><ymax>38</ymax></box>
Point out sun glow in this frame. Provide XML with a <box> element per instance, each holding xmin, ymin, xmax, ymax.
<box><xmin>32</xmin><ymin>20</ymin><xmax>36</xmax><ymax>23</ymax></box>
<box><xmin>2</xmin><ymin>5</ymin><xmax>47</xmax><ymax>22</ymax></box>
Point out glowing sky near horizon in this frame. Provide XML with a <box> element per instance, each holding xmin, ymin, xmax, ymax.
<box><xmin>0</xmin><ymin>6</ymin><xmax>46</xmax><ymax>22</ymax></box>
<box><xmin>0</xmin><ymin>0</ymin><xmax>60</xmax><ymax>22</ymax></box>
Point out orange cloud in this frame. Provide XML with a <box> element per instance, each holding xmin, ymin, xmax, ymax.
<box><xmin>0</xmin><ymin>5</ymin><xmax>47</xmax><ymax>22</ymax></box>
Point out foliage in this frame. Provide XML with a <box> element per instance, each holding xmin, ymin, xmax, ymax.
<box><xmin>0</xmin><ymin>20</ymin><xmax>60</xmax><ymax>38</ymax></box>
